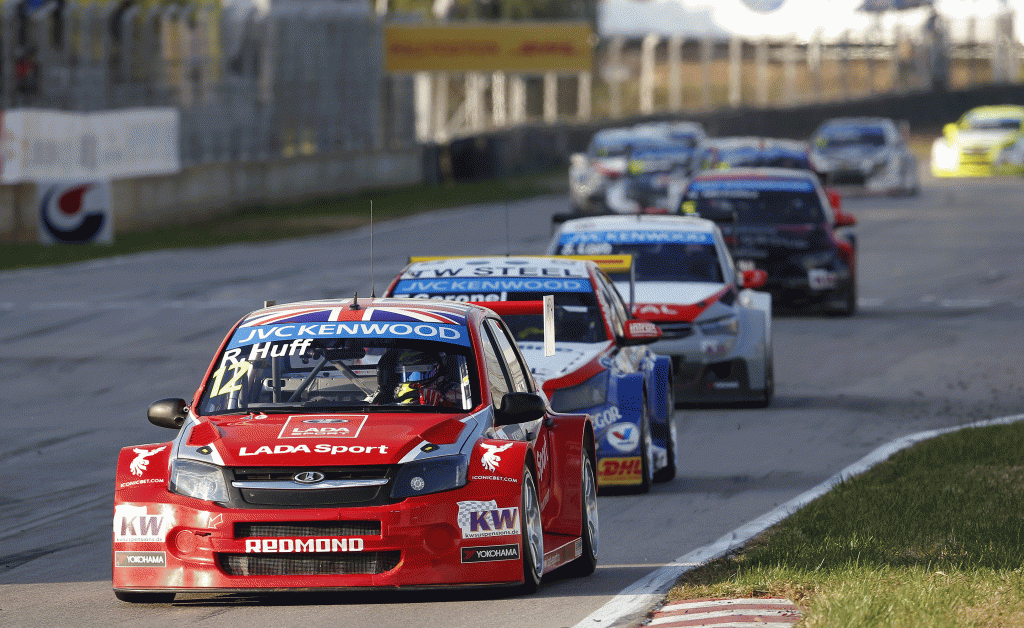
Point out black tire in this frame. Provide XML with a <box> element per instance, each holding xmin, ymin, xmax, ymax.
<box><xmin>636</xmin><ymin>404</ymin><xmax>653</xmax><ymax>494</ymax></box>
<box><xmin>828</xmin><ymin>281</ymin><xmax>857</xmax><ymax>317</ymax></box>
<box><xmin>517</xmin><ymin>466</ymin><xmax>544</xmax><ymax>595</ymax></box>
<box><xmin>653</xmin><ymin>386</ymin><xmax>676</xmax><ymax>483</ymax></box>
<box><xmin>563</xmin><ymin>452</ymin><xmax>598</xmax><ymax>577</ymax></box>
<box><xmin>653</xmin><ymin>422</ymin><xmax>677</xmax><ymax>483</ymax></box>
<box><xmin>750</xmin><ymin>347</ymin><xmax>774</xmax><ymax>408</ymax></box>
<box><xmin>114</xmin><ymin>590</ymin><xmax>175</xmax><ymax>604</ymax></box>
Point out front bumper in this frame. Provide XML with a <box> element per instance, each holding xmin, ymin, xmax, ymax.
<box><xmin>646</xmin><ymin>333</ymin><xmax>759</xmax><ymax>403</ymax></box>
<box><xmin>112</xmin><ymin>490</ymin><xmax>526</xmax><ymax>593</ymax></box>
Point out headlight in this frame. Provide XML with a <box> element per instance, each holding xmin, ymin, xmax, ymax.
<box><xmin>169</xmin><ymin>459</ymin><xmax>229</xmax><ymax>502</ymax></box>
<box><xmin>932</xmin><ymin>142</ymin><xmax>959</xmax><ymax>169</ymax></box>
<box><xmin>697</xmin><ymin>316</ymin><xmax>739</xmax><ymax>336</ymax></box>
<box><xmin>549</xmin><ymin>370</ymin><xmax>609</xmax><ymax>412</ymax></box>
<box><xmin>391</xmin><ymin>454</ymin><xmax>468</xmax><ymax>499</ymax></box>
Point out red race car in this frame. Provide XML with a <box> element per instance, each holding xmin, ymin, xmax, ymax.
<box><xmin>113</xmin><ymin>298</ymin><xmax>597</xmax><ymax>602</ymax></box>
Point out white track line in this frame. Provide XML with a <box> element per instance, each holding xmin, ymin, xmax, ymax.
<box><xmin>572</xmin><ymin>413</ymin><xmax>1024</xmax><ymax>628</ymax></box>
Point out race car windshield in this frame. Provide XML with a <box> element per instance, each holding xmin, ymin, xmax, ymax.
<box><xmin>685</xmin><ymin>182</ymin><xmax>825</xmax><ymax>225</ymax></box>
<box><xmin>503</xmin><ymin>305</ymin><xmax>608</xmax><ymax>343</ymax></box>
<box><xmin>816</xmin><ymin>127</ymin><xmax>885</xmax><ymax>148</ymax></box>
<box><xmin>604</xmin><ymin>243</ymin><xmax>724</xmax><ymax>283</ymax></box>
<box><xmin>965</xmin><ymin>116</ymin><xmax>1022</xmax><ymax>131</ymax></box>
<box><xmin>198</xmin><ymin>336</ymin><xmax>477</xmax><ymax>415</ymax></box>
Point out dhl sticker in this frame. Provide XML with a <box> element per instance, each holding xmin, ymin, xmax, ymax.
<box><xmin>597</xmin><ymin>457</ymin><xmax>643</xmax><ymax>485</ymax></box>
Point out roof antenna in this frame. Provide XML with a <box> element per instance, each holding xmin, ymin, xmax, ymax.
<box><xmin>370</xmin><ymin>200</ymin><xmax>376</xmax><ymax>298</ymax></box>
<box><xmin>350</xmin><ymin>291</ymin><xmax>360</xmax><ymax>310</ymax></box>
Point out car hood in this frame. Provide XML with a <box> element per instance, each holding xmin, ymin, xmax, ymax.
<box><xmin>190</xmin><ymin>412</ymin><xmax>473</xmax><ymax>466</ymax></box>
<box><xmin>515</xmin><ymin>341</ymin><xmax>609</xmax><ymax>387</ymax></box>
<box><xmin>815</xmin><ymin>144</ymin><xmax>885</xmax><ymax>164</ymax></box>
<box><xmin>951</xmin><ymin>128</ymin><xmax>1016</xmax><ymax>150</ymax></box>
<box><xmin>615</xmin><ymin>281</ymin><xmax>729</xmax><ymax>322</ymax></box>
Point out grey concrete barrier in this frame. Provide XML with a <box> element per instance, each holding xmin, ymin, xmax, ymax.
<box><xmin>0</xmin><ymin>148</ymin><xmax>423</xmax><ymax>244</ymax></box>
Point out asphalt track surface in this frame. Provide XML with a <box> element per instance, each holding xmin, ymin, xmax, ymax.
<box><xmin>2</xmin><ymin>174</ymin><xmax>1024</xmax><ymax>628</ymax></box>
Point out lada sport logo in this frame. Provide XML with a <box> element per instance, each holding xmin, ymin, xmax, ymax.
<box><xmin>278</xmin><ymin>415</ymin><xmax>368</xmax><ymax>439</ymax></box>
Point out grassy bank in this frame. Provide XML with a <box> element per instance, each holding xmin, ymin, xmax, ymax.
<box><xmin>667</xmin><ymin>421</ymin><xmax>1024</xmax><ymax>627</ymax></box>
<box><xmin>1</xmin><ymin>170</ymin><xmax>567</xmax><ymax>272</ymax></box>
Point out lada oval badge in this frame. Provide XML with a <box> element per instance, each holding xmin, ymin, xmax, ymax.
<box><xmin>294</xmin><ymin>471</ymin><xmax>326</xmax><ymax>484</ymax></box>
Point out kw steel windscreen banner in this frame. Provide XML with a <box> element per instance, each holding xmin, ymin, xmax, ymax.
<box><xmin>0</xmin><ymin>108</ymin><xmax>180</xmax><ymax>183</ymax></box>
<box><xmin>385</xmin><ymin>21</ymin><xmax>593</xmax><ymax>73</ymax></box>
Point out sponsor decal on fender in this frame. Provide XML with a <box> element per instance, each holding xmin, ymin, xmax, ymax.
<box><xmin>457</xmin><ymin>500</ymin><xmax>520</xmax><ymax>538</ymax></box>
<box><xmin>114</xmin><ymin>505</ymin><xmax>167</xmax><ymax>542</ymax></box>
<box><xmin>244</xmin><ymin>538</ymin><xmax>364</xmax><ymax>553</ymax></box>
<box><xmin>278</xmin><ymin>415</ymin><xmax>367</xmax><ymax>439</ymax></box>
<box><xmin>479</xmin><ymin>442</ymin><xmax>514</xmax><ymax>472</ymax></box>
<box><xmin>115</xmin><ymin>551</ymin><xmax>166</xmax><ymax>567</ymax></box>
<box><xmin>118</xmin><ymin>478</ymin><xmax>164</xmax><ymax>489</ymax></box>
<box><xmin>238</xmin><ymin>444</ymin><xmax>388</xmax><ymax>456</ymax></box>
<box><xmin>470</xmin><ymin>474</ymin><xmax>519</xmax><ymax>483</ymax></box>
<box><xmin>598</xmin><ymin>457</ymin><xmax>643</xmax><ymax>485</ymax></box>
<box><xmin>129</xmin><ymin>446</ymin><xmax>165</xmax><ymax>477</ymax></box>
<box><xmin>605</xmin><ymin>422</ymin><xmax>641</xmax><ymax>452</ymax></box>
<box><xmin>589</xmin><ymin>405</ymin><xmax>621</xmax><ymax>431</ymax></box>
<box><xmin>461</xmin><ymin>544</ymin><xmax>521</xmax><ymax>563</ymax></box>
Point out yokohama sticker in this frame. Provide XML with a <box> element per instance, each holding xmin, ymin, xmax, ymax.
<box><xmin>115</xmin><ymin>551</ymin><xmax>166</xmax><ymax>567</ymax></box>
<box><xmin>461</xmin><ymin>544</ymin><xmax>521</xmax><ymax>563</ymax></box>
<box><xmin>457</xmin><ymin>500</ymin><xmax>520</xmax><ymax>538</ymax></box>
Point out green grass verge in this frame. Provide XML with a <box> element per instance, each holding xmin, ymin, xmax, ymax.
<box><xmin>668</xmin><ymin>421</ymin><xmax>1024</xmax><ymax>627</ymax></box>
<box><xmin>1</xmin><ymin>169</ymin><xmax>567</xmax><ymax>272</ymax></box>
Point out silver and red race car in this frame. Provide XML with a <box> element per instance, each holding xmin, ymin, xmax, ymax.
<box><xmin>384</xmin><ymin>255</ymin><xmax>676</xmax><ymax>492</ymax></box>
<box><xmin>548</xmin><ymin>215</ymin><xmax>774</xmax><ymax>407</ymax></box>
<box><xmin>113</xmin><ymin>298</ymin><xmax>597</xmax><ymax>601</ymax></box>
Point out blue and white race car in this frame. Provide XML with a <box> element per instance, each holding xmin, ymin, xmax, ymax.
<box><xmin>385</xmin><ymin>255</ymin><xmax>676</xmax><ymax>492</ymax></box>
<box><xmin>548</xmin><ymin>216</ymin><xmax>774</xmax><ymax>407</ymax></box>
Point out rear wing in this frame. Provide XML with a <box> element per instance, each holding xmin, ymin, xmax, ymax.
<box><xmin>406</xmin><ymin>254</ymin><xmax>636</xmax><ymax>313</ymax></box>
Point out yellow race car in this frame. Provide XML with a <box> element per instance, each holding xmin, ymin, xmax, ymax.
<box><xmin>931</xmin><ymin>105</ymin><xmax>1024</xmax><ymax>177</ymax></box>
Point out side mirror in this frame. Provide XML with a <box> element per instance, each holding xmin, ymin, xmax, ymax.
<box><xmin>835</xmin><ymin>209</ymin><xmax>856</xmax><ymax>227</ymax></box>
<box><xmin>148</xmin><ymin>398</ymin><xmax>188</xmax><ymax>430</ymax></box>
<box><xmin>740</xmin><ymin>269</ymin><xmax>768</xmax><ymax>290</ymax></box>
<box><xmin>569</xmin><ymin>153</ymin><xmax>588</xmax><ymax>171</ymax></box>
<box><xmin>494</xmin><ymin>392</ymin><xmax>548</xmax><ymax>426</ymax></box>
<box><xmin>617</xmin><ymin>319</ymin><xmax>662</xmax><ymax>346</ymax></box>
<box><xmin>825</xmin><ymin>187</ymin><xmax>843</xmax><ymax>212</ymax></box>
<box><xmin>944</xmin><ymin>122</ymin><xmax>958</xmax><ymax>140</ymax></box>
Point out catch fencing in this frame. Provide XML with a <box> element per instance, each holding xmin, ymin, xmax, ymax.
<box><xmin>1</xmin><ymin>0</ymin><xmax>416</xmax><ymax>166</ymax></box>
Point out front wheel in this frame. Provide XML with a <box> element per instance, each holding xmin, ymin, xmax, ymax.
<box><xmin>563</xmin><ymin>453</ymin><xmax>599</xmax><ymax>577</ymax></box>
<box><xmin>637</xmin><ymin>404</ymin><xmax>653</xmax><ymax>494</ymax></box>
<box><xmin>827</xmin><ymin>281</ymin><xmax>857</xmax><ymax>317</ymax></box>
<box><xmin>750</xmin><ymin>347</ymin><xmax>774</xmax><ymax>408</ymax></box>
<box><xmin>517</xmin><ymin>466</ymin><xmax>544</xmax><ymax>594</ymax></box>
